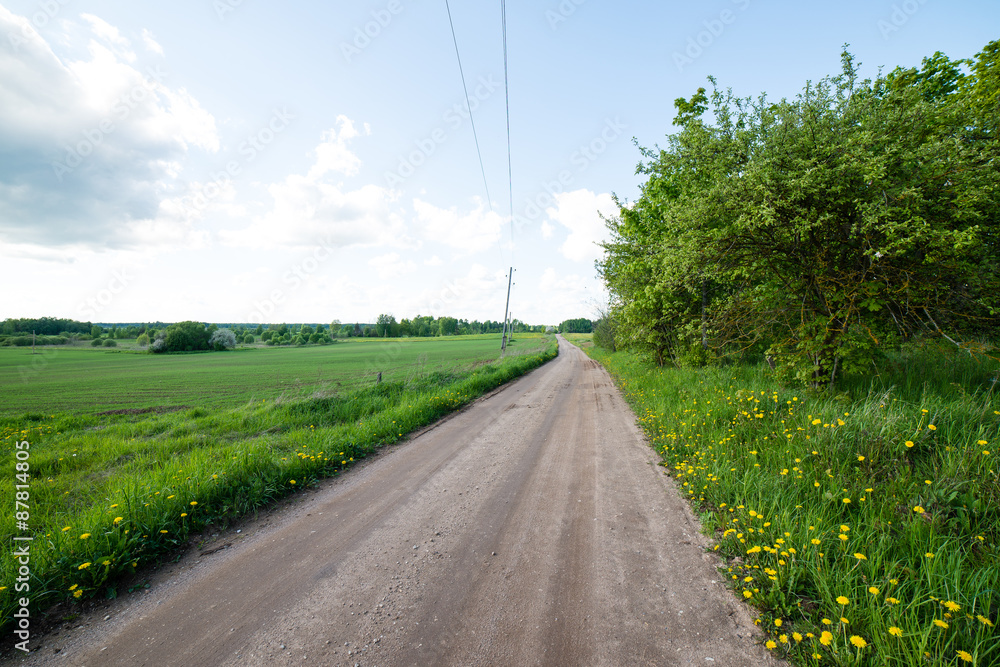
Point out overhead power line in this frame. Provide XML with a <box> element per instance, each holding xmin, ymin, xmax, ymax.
<box><xmin>501</xmin><ymin>0</ymin><xmax>514</xmax><ymax>258</ymax></box>
<box><xmin>443</xmin><ymin>0</ymin><xmax>505</xmax><ymax>265</ymax></box>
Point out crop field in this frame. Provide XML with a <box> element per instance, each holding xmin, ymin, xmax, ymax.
<box><xmin>0</xmin><ymin>334</ymin><xmax>556</xmax><ymax>632</ymax></box>
<box><xmin>0</xmin><ymin>334</ymin><xmax>546</xmax><ymax>415</ymax></box>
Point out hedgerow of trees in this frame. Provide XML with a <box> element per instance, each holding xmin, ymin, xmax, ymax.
<box><xmin>599</xmin><ymin>42</ymin><xmax>1000</xmax><ymax>387</ymax></box>
<box><xmin>559</xmin><ymin>318</ymin><xmax>593</xmax><ymax>334</ymax></box>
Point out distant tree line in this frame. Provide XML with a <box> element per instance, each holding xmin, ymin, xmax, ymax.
<box><xmin>558</xmin><ymin>318</ymin><xmax>593</xmax><ymax>334</ymax></box>
<box><xmin>359</xmin><ymin>315</ymin><xmax>545</xmax><ymax>338</ymax></box>
<box><xmin>1</xmin><ymin>316</ymin><xmax>552</xmax><ymax>352</ymax></box>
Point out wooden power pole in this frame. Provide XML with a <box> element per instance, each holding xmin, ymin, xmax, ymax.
<box><xmin>500</xmin><ymin>267</ymin><xmax>513</xmax><ymax>357</ymax></box>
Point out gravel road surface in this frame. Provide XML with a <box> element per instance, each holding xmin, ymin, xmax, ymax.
<box><xmin>7</xmin><ymin>337</ymin><xmax>781</xmax><ymax>666</ymax></box>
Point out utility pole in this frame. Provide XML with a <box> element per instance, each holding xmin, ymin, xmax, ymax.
<box><xmin>500</xmin><ymin>267</ymin><xmax>513</xmax><ymax>357</ymax></box>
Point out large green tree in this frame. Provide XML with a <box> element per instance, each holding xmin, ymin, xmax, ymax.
<box><xmin>601</xmin><ymin>43</ymin><xmax>1000</xmax><ymax>386</ymax></box>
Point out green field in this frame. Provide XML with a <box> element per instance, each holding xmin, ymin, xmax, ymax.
<box><xmin>0</xmin><ymin>334</ymin><xmax>556</xmax><ymax>634</ymax></box>
<box><xmin>1</xmin><ymin>334</ymin><xmax>543</xmax><ymax>415</ymax></box>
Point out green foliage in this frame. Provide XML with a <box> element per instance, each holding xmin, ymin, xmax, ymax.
<box><xmin>558</xmin><ymin>318</ymin><xmax>593</xmax><ymax>334</ymax></box>
<box><xmin>0</xmin><ymin>317</ymin><xmax>92</xmax><ymax>336</ymax></box>
<box><xmin>375</xmin><ymin>313</ymin><xmax>397</xmax><ymax>337</ymax></box>
<box><xmin>102</xmin><ymin>339</ymin><xmax>117</xmax><ymax>348</ymax></box>
<box><xmin>154</xmin><ymin>321</ymin><xmax>211</xmax><ymax>354</ymax></box>
<box><xmin>601</xmin><ymin>43</ymin><xmax>1000</xmax><ymax>386</ymax></box>
<box><xmin>136</xmin><ymin>333</ymin><xmax>149</xmax><ymax>347</ymax></box>
<box><xmin>593</xmin><ymin>315</ymin><xmax>617</xmax><ymax>351</ymax></box>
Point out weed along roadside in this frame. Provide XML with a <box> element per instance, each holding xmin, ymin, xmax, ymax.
<box><xmin>566</xmin><ymin>335</ymin><xmax>999</xmax><ymax>667</ymax></box>
<box><xmin>0</xmin><ymin>335</ymin><xmax>557</xmax><ymax>645</ymax></box>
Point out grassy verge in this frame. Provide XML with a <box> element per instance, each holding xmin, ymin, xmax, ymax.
<box><xmin>0</xmin><ymin>336</ymin><xmax>556</xmax><ymax>634</ymax></box>
<box><xmin>578</xmin><ymin>341</ymin><xmax>999</xmax><ymax>666</ymax></box>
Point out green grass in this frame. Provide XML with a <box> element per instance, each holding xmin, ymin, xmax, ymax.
<box><xmin>561</xmin><ymin>332</ymin><xmax>594</xmax><ymax>347</ymax></box>
<box><xmin>577</xmin><ymin>340</ymin><xmax>999</xmax><ymax>667</ymax></box>
<box><xmin>0</xmin><ymin>335</ymin><xmax>555</xmax><ymax>632</ymax></box>
<box><xmin>0</xmin><ymin>334</ymin><xmax>542</xmax><ymax>414</ymax></box>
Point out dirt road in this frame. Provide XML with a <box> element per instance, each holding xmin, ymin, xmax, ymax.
<box><xmin>11</xmin><ymin>337</ymin><xmax>780</xmax><ymax>666</ymax></box>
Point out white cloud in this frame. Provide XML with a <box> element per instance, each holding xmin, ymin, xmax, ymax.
<box><xmin>369</xmin><ymin>252</ymin><xmax>417</xmax><ymax>280</ymax></box>
<box><xmin>544</xmin><ymin>189</ymin><xmax>616</xmax><ymax>263</ymax></box>
<box><xmin>413</xmin><ymin>197</ymin><xmax>504</xmax><ymax>254</ymax></box>
<box><xmin>411</xmin><ymin>263</ymin><xmax>508</xmax><ymax>319</ymax></box>
<box><xmin>81</xmin><ymin>13</ymin><xmax>135</xmax><ymax>62</ymax></box>
<box><xmin>220</xmin><ymin>122</ymin><xmax>402</xmax><ymax>250</ymax></box>
<box><xmin>141</xmin><ymin>29</ymin><xmax>163</xmax><ymax>55</ymax></box>
<box><xmin>537</xmin><ymin>267</ymin><xmax>606</xmax><ymax>322</ymax></box>
<box><xmin>0</xmin><ymin>8</ymin><xmax>219</xmax><ymax>250</ymax></box>
<box><xmin>308</xmin><ymin>116</ymin><xmax>364</xmax><ymax>179</ymax></box>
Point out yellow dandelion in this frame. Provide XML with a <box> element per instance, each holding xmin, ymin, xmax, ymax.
<box><xmin>78</xmin><ymin>562</ymin><xmax>91</xmax><ymax>570</ymax></box>
<box><xmin>933</xmin><ymin>619</ymin><xmax>948</xmax><ymax>629</ymax></box>
<box><xmin>913</xmin><ymin>506</ymin><xmax>925</xmax><ymax>514</ymax></box>
<box><xmin>854</xmin><ymin>553</ymin><xmax>867</xmax><ymax>561</ymax></box>
<box><xmin>868</xmin><ymin>587</ymin><xmax>879</xmax><ymax>595</ymax></box>
<box><xmin>887</xmin><ymin>597</ymin><xmax>901</xmax><ymax>604</ymax></box>
<box><xmin>928</xmin><ymin>424</ymin><xmax>937</xmax><ymax>431</ymax></box>
<box><xmin>765</xmin><ymin>640</ymin><xmax>776</xmax><ymax>649</ymax></box>
<box><xmin>819</xmin><ymin>631</ymin><xmax>833</xmax><ymax>646</ymax></box>
<box><xmin>73</xmin><ymin>589</ymin><xmax>83</xmax><ymax>598</ymax></box>
<box><xmin>849</xmin><ymin>636</ymin><xmax>867</xmax><ymax>648</ymax></box>
<box><xmin>79</xmin><ymin>533</ymin><xmax>90</xmax><ymax>540</ymax></box>
<box><xmin>905</xmin><ymin>440</ymin><xmax>915</xmax><ymax>448</ymax></box>
<box><xmin>976</xmin><ymin>615</ymin><xmax>994</xmax><ymax>627</ymax></box>
<box><xmin>889</xmin><ymin>626</ymin><xmax>902</xmax><ymax>637</ymax></box>
<box><xmin>793</xmin><ymin>632</ymin><xmax>803</xmax><ymax>643</ymax></box>
<box><xmin>837</xmin><ymin>596</ymin><xmax>850</xmax><ymax>605</ymax></box>
<box><xmin>944</xmin><ymin>601</ymin><xmax>961</xmax><ymax>612</ymax></box>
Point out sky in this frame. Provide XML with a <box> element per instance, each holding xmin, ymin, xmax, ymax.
<box><xmin>0</xmin><ymin>0</ymin><xmax>997</xmax><ymax>327</ymax></box>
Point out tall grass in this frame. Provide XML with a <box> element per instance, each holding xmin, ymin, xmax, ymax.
<box><xmin>0</xmin><ymin>338</ymin><xmax>556</xmax><ymax>634</ymax></box>
<box><xmin>582</xmin><ymin>341</ymin><xmax>999</xmax><ymax>666</ymax></box>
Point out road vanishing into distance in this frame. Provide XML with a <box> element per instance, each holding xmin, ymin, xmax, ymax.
<box><xmin>8</xmin><ymin>337</ymin><xmax>781</xmax><ymax>666</ymax></box>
